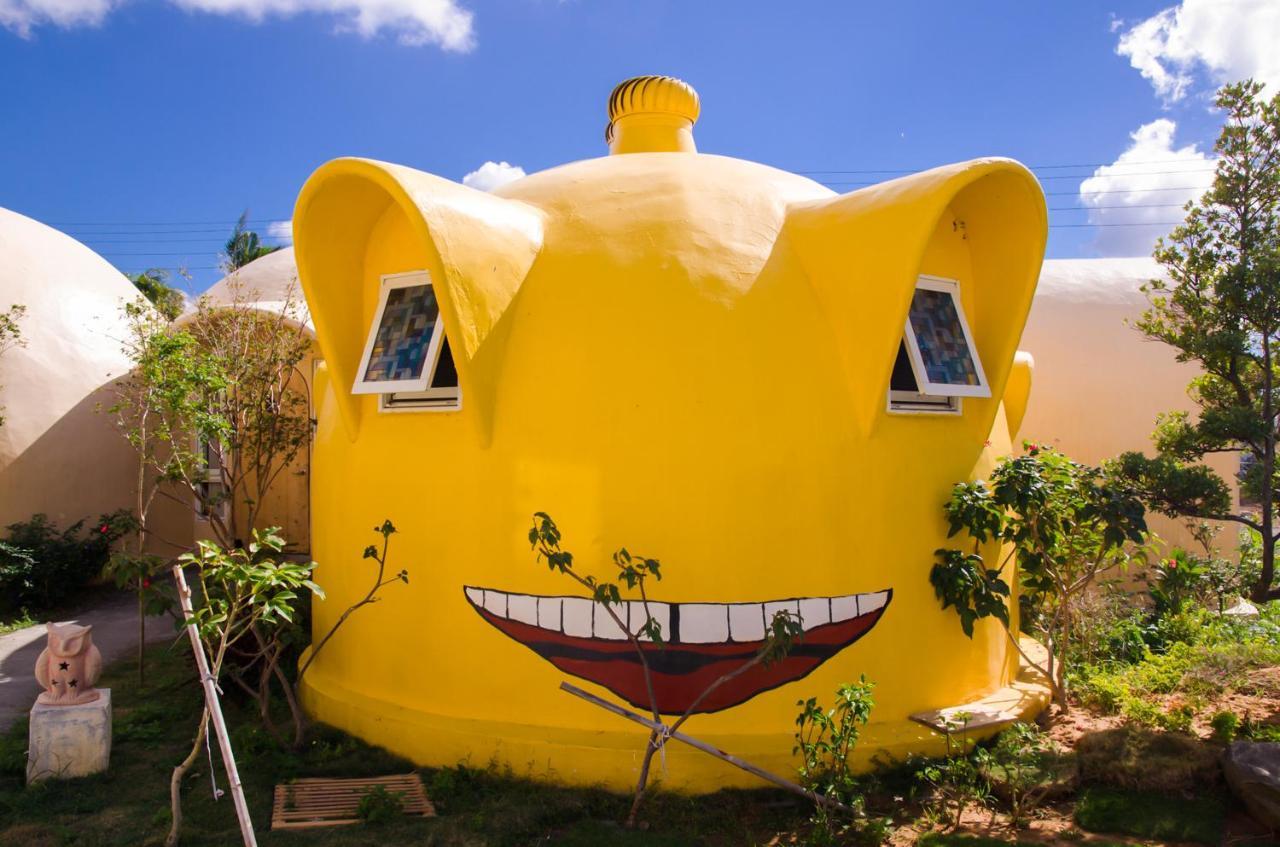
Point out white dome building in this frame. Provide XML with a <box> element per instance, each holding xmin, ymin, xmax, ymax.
<box><xmin>0</xmin><ymin>207</ymin><xmax>189</xmax><ymax>549</ymax></box>
<box><xmin>1017</xmin><ymin>257</ymin><xmax>1241</xmax><ymax>553</ymax></box>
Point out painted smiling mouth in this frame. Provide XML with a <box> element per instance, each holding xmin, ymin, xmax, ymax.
<box><xmin>464</xmin><ymin>587</ymin><xmax>892</xmax><ymax>715</ymax></box>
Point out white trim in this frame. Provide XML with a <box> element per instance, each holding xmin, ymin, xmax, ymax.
<box><xmin>887</xmin><ymin>390</ymin><xmax>961</xmax><ymax>415</ymax></box>
<box><xmin>902</xmin><ymin>275</ymin><xmax>991</xmax><ymax>399</ymax></box>
<box><xmin>352</xmin><ymin>271</ymin><xmax>446</xmax><ymax>395</ymax></box>
<box><xmin>379</xmin><ymin>390</ymin><xmax>463</xmax><ymax>413</ymax></box>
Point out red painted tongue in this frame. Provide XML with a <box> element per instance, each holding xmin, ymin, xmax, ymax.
<box><xmin>472</xmin><ymin>605</ymin><xmax>887</xmax><ymax>714</ymax></box>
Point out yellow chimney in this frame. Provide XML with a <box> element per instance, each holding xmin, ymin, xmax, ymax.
<box><xmin>606</xmin><ymin>75</ymin><xmax>700</xmax><ymax>154</ymax></box>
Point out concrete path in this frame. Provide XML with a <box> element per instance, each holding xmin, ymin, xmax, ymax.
<box><xmin>0</xmin><ymin>592</ymin><xmax>174</xmax><ymax>730</ymax></box>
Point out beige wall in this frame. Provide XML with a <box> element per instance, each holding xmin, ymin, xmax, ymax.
<box><xmin>1018</xmin><ymin>258</ymin><xmax>1240</xmax><ymax>554</ymax></box>
<box><xmin>0</xmin><ymin>207</ymin><xmax>191</xmax><ymax>555</ymax></box>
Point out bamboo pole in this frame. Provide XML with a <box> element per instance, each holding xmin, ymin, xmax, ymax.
<box><xmin>173</xmin><ymin>565</ymin><xmax>259</xmax><ymax>847</ymax></box>
<box><xmin>559</xmin><ymin>682</ymin><xmax>851</xmax><ymax>813</ymax></box>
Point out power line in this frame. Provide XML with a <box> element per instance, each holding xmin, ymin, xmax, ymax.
<box><xmin>46</xmin><ymin>218</ymin><xmax>290</xmax><ymax>227</ymax></box>
<box><xmin>796</xmin><ymin>159</ymin><xmax>1216</xmax><ymax>175</ymax></box>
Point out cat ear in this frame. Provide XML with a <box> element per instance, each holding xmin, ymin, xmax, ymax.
<box><xmin>294</xmin><ymin>158</ymin><xmax>545</xmax><ymax>443</ymax></box>
<box><xmin>784</xmin><ymin>158</ymin><xmax>1045</xmax><ymax>435</ymax></box>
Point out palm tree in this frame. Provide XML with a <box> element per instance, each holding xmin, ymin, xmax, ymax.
<box><xmin>222</xmin><ymin>210</ymin><xmax>281</xmax><ymax>271</ymax></box>
<box><xmin>127</xmin><ymin>268</ymin><xmax>185</xmax><ymax>321</ymax></box>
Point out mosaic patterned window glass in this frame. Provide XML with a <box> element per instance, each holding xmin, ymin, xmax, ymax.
<box><xmin>907</xmin><ymin>288</ymin><xmax>980</xmax><ymax>386</ymax></box>
<box><xmin>363</xmin><ymin>284</ymin><xmax>439</xmax><ymax>383</ymax></box>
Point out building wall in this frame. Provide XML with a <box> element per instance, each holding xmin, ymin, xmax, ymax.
<box><xmin>1018</xmin><ymin>257</ymin><xmax>1240</xmax><ymax>555</ymax></box>
<box><xmin>0</xmin><ymin>207</ymin><xmax>191</xmax><ymax>554</ymax></box>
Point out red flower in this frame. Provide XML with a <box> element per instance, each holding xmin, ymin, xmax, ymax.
<box><xmin>99</xmin><ymin>524</ymin><xmax>109</xmax><ymax>534</ymax></box>
<box><xmin>142</xmin><ymin>578</ymin><xmax>151</xmax><ymax>589</ymax></box>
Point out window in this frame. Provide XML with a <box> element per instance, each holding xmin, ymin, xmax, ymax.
<box><xmin>888</xmin><ymin>342</ymin><xmax>960</xmax><ymax>413</ymax></box>
<box><xmin>888</xmin><ymin>275</ymin><xmax>988</xmax><ymax>413</ymax></box>
<box><xmin>381</xmin><ymin>337</ymin><xmax>463</xmax><ymax>411</ymax></box>
<box><xmin>354</xmin><ymin>271</ymin><xmax>460</xmax><ymax>410</ymax></box>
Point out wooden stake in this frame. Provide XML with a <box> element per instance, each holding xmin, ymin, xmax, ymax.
<box><xmin>173</xmin><ymin>565</ymin><xmax>259</xmax><ymax>847</ymax></box>
<box><xmin>559</xmin><ymin>682</ymin><xmax>851</xmax><ymax>814</ymax></box>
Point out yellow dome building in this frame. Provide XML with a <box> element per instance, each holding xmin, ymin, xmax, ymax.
<box><xmin>292</xmin><ymin>76</ymin><xmax>1049</xmax><ymax>790</ymax></box>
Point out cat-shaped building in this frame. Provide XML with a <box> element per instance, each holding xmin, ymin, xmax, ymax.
<box><xmin>292</xmin><ymin>75</ymin><xmax>1048</xmax><ymax>789</ymax></box>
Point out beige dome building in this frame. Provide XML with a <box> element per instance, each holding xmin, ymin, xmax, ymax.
<box><xmin>1018</xmin><ymin>257</ymin><xmax>1241</xmax><ymax>553</ymax></box>
<box><xmin>189</xmin><ymin>247</ymin><xmax>315</xmax><ymax>553</ymax></box>
<box><xmin>0</xmin><ymin>207</ymin><xmax>189</xmax><ymax>551</ymax></box>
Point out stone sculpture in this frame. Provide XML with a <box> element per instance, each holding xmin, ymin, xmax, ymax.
<box><xmin>34</xmin><ymin>623</ymin><xmax>103</xmax><ymax>706</ymax></box>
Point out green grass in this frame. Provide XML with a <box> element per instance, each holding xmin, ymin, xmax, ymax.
<box><xmin>1074</xmin><ymin>786</ymin><xmax>1226</xmax><ymax>845</ymax></box>
<box><xmin>0</xmin><ymin>644</ymin><xmax>811</xmax><ymax>846</ymax></box>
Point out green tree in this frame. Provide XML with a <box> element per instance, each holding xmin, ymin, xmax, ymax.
<box><xmin>127</xmin><ymin>268</ymin><xmax>185</xmax><ymax>321</ymax></box>
<box><xmin>1112</xmin><ymin>80</ymin><xmax>1280</xmax><ymax>602</ymax></box>
<box><xmin>222</xmin><ymin>210</ymin><xmax>281</xmax><ymax>271</ymax></box>
<box><xmin>931</xmin><ymin>445</ymin><xmax>1149</xmax><ymax>707</ymax></box>
<box><xmin>0</xmin><ymin>304</ymin><xmax>26</xmax><ymax>428</ymax></box>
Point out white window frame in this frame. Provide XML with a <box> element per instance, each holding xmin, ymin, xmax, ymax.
<box><xmin>901</xmin><ymin>275</ymin><xmax>990</xmax><ymax>399</ymax></box>
<box><xmin>887</xmin><ymin>389</ymin><xmax>961</xmax><ymax>415</ymax></box>
<box><xmin>352</xmin><ymin>271</ymin><xmax>447</xmax><ymax>396</ymax></box>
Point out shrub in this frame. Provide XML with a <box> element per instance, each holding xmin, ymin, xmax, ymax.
<box><xmin>1076</xmin><ymin>727</ymin><xmax>1219</xmax><ymax>792</ymax></box>
<box><xmin>1209</xmin><ymin>710</ymin><xmax>1239</xmax><ymax>743</ymax></box>
<box><xmin>0</xmin><ymin>511</ymin><xmax>133</xmax><ymax>613</ymax></box>
<box><xmin>1120</xmin><ymin>696</ymin><xmax>1162</xmax><ymax>728</ymax></box>
<box><xmin>1158</xmin><ymin>702</ymin><xmax>1196</xmax><ymax>734</ymax></box>
<box><xmin>1074</xmin><ymin>670</ymin><xmax>1129</xmax><ymax>714</ymax></box>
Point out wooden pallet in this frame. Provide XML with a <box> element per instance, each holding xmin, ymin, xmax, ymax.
<box><xmin>271</xmin><ymin>773</ymin><xmax>435</xmax><ymax>829</ymax></box>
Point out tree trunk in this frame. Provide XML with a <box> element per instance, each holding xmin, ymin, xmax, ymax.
<box><xmin>625</xmin><ymin>730</ymin><xmax>661</xmax><ymax>829</ymax></box>
<box><xmin>1256</xmin><ymin>336</ymin><xmax>1276</xmax><ymax>602</ymax></box>
<box><xmin>166</xmin><ymin>711</ymin><xmax>210</xmax><ymax>847</ymax></box>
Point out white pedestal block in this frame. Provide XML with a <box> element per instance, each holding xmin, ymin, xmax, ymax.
<box><xmin>27</xmin><ymin>689</ymin><xmax>112</xmax><ymax>783</ymax></box>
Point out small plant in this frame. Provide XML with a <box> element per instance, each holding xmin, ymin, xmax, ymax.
<box><xmin>985</xmin><ymin>722</ymin><xmax>1065</xmax><ymax>828</ymax></box>
<box><xmin>916</xmin><ymin>752</ymin><xmax>990</xmax><ymax>832</ymax></box>
<box><xmin>356</xmin><ymin>785</ymin><xmax>405</xmax><ymax>824</ymax></box>
<box><xmin>1239</xmin><ymin>715</ymin><xmax>1280</xmax><ymax>742</ymax></box>
<box><xmin>793</xmin><ymin>677</ymin><xmax>875</xmax><ymax>841</ymax></box>
<box><xmin>1210</xmin><ymin>710</ymin><xmax>1239</xmax><ymax>743</ymax></box>
<box><xmin>528</xmin><ymin>512</ymin><xmax>804</xmax><ymax>829</ymax></box>
<box><xmin>1159</xmin><ymin>702</ymin><xmax>1196</xmax><ymax>734</ymax></box>
<box><xmin>166</xmin><ymin>528</ymin><xmax>319</xmax><ymax>847</ymax></box>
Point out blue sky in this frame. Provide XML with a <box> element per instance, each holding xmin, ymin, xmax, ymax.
<box><xmin>1</xmin><ymin>0</ymin><xmax>1276</xmax><ymax>293</ymax></box>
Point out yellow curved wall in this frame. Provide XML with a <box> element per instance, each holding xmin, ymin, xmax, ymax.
<box><xmin>293</xmin><ymin>140</ymin><xmax>1046</xmax><ymax>790</ymax></box>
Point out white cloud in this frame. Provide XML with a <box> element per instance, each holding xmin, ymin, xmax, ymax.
<box><xmin>0</xmin><ymin>0</ymin><xmax>116</xmax><ymax>36</ymax></box>
<box><xmin>461</xmin><ymin>160</ymin><xmax>526</xmax><ymax>192</ymax></box>
<box><xmin>1079</xmin><ymin>118</ymin><xmax>1215</xmax><ymax>256</ymax></box>
<box><xmin>266</xmin><ymin>219</ymin><xmax>293</xmax><ymax>243</ymax></box>
<box><xmin>1116</xmin><ymin>0</ymin><xmax>1280</xmax><ymax>104</ymax></box>
<box><xmin>2</xmin><ymin>0</ymin><xmax>474</xmax><ymax>49</ymax></box>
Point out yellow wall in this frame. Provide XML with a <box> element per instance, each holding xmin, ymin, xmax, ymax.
<box><xmin>293</xmin><ymin>146</ymin><xmax>1046</xmax><ymax>791</ymax></box>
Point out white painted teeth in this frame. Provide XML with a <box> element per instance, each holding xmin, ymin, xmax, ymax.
<box><xmin>465</xmin><ymin>588</ymin><xmax>889</xmax><ymax>643</ymax></box>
